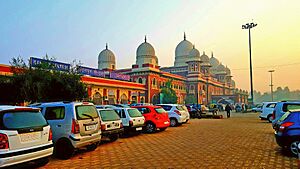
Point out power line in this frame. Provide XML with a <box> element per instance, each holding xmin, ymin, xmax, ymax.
<box><xmin>231</xmin><ymin>62</ymin><xmax>300</xmax><ymax>71</ymax></box>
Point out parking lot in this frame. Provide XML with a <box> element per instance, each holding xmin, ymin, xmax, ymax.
<box><xmin>40</xmin><ymin>112</ymin><xmax>298</xmax><ymax>169</ymax></box>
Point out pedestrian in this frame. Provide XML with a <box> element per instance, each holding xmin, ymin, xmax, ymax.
<box><xmin>225</xmin><ymin>104</ymin><xmax>232</xmax><ymax>118</ymax></box>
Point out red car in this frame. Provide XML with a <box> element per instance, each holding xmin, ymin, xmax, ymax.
<box><xmin>131</xmin><ymin>105</ymin><xmax>170</xmax><ymax>133</ymax></box>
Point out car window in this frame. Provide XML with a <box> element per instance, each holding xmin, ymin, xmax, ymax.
<box><xmin>121</xmin><ymin>109</ymin><xmax>126</xmax><ymax>118</ymax></box>
<box><xmin>128</xmin><ymin>109</ymin><xmax>143</xmax><ymax>117</ymax></box>
<box><xmin>76</xmin><ymin>105</ymin><xmax>99</xmax><ymax>120</ymax></box>
<box><xmin>45</xmin><ymin>106</ymin><xmax>65</xmax><ymax>120</ymax></box>
<box><xmin>155</xmin><ymin>108</ymin><xmax>166</xmax><ymax>114</ymax></box>
<box><xmin>160</xmin><ymin>105</ymin><xmax>172</xmax><ymax>111</ymax></box>
<box><xmin>283</xmin><ymin>104</ymin><xmax>300</xmax><ymax>112</ymax></box>
<box><xmin>176</xmin><ymin>106</ymin><xmax>184</xmax><ymax>111</ymax></box>
<box><xmin>137</xmin><ymin>108</ymin><xmax>151</xmax><ymax>114</ymax></box>
<box><xmin>278</xmin><ymin>112</ymin><xmax>290</xmax><ymax>123</ymax></box>
<box><xmin>99</xmin><ymin>110</ymin><xmax>120</xmax><ymax>121</ymax></box>
<box><xmin>1</xmin><ymin>111</ymin><xmax>48</xmax><ymax>129</ymax></box>
<box><xmin>266</xmin><ymin>103</ymin><xmax>276</xmax><ymax>108</ymax></box>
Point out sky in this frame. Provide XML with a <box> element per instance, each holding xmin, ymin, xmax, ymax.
<box><xmin>0</xmin><ymin>0</ymin><xmax>299</xmax><ymax>93</ymax></box>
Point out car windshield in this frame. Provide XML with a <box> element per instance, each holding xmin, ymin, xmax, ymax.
<box><xmin>128</xmin><ymin>109</ymin><xmax>143</xmax><ymax>117</ymax></box>
<box><xmin>278</xmin><ymin>112</ymin><xmax>290</xmax><ymax>123</ymax></box>
<box><xmin>155</xmin><ymin>108</ymin><xmax>166</xmax><ymax>113</ymax></box>
<box><xmin>99</xmin><ymin>110</ymin><xmax>120</xmax><ymax>121</ymax></box>
<box><xmin>2</xmin><ymin>111</ymin><xmax>48</xmax><ymax>129</ymax></box>
<box><xmin>176</xmin><ymin>106</ymin><xmax>184</xmax><ymax>111</ymax></box>
<box><xmin>76</xmin><ymin>105</ymin><xmax>99</xmax><ymax>120</ymax></box>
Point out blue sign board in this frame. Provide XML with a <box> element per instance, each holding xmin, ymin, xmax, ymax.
<box><xmin>30</xmin><ymin>57</ymin><xmax>70</xmax><ymax>72</ymax></box>
<box><xmin>110</xmin><ymin>72</ymin><xmax>130</xmax><ymax>81</ymax></box>
<box><xmin>78</xmin><ymin>66</ymin><xmax>106</xmax><ymax>78</ymax></box>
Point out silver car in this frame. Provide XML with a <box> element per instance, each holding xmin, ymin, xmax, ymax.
<box><xmin>156</xmin><ymin>104</ymin><xmax>190</xmax><ymax>127</ymax></box>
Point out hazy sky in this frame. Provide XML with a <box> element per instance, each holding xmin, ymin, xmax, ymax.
<box><xmin>0</xmin><ymin>0</ymin><xmax>299</xmax><ymax>93</ymax></box>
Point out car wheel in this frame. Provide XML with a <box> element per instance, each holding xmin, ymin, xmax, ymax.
<box><xmin>86</xmin><ymin>143</ymin><xmax>98</xmax><ymax>151</ymax></box>
<box><xmin>170</xmin><ymin>118</ymin><xmax>178</xmax><ymax>127</ymax></box>
<box><xmin>55</xmin><ymin>139</ymin><xmax>74</xmax><ymax>160</ymax></box>
<box><xmin>267</xmin><ymin>115</ymin><xmax>273</xmax><ymax>123</ymax></box>
<box><xmin>160</xmin><ymin>127</ymin><xmax>167</xmax><ymax>131</ymax></box>
<box><xmin>290</xmin><ymin>140</ymin><xmax>300</xmax><ymax>156</ymax></box>
<box><xmin>145</xmin><ymin>122</ymin><xmax>156</xmax><ymax>133</ymax></box>
<box><xmin>109</xmin><ymin>134</ymin><xmax>119</xmax><ymax>142</ymax></box>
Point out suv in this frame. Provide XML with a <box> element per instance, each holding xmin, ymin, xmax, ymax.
<box><xmin>131</xmin><ymin>105</ymin><xmax>169</xmax><ymax>133</ymax></box>
<box><xmin>259</xmin><ymin>102</ymin><xmax>277</xmax><ymax>122</ymax></box>
<box><xmin>114</xmin><ymin>108</ymin><xmax>145</xmax><ymax>133</ymax></box>
<box><xmin>30</xmin><ymin>102</ymin><xmax>101</xmax><ymax>159</ymax></box>
<box><xmin>274</xmin><ymin>110</ymin><xmax>300</xmax><ymax>156</ymax></box>
<box><xmin>156</xmin><ymin>104</ymin><xmax>190</xmax><ymax>127</ymax></box>
<box><xmin>0</xmin><ymin>106</ymin><xmax>53</xmax><ymax>168</ymax></box>
<box><xmin>272</xmin><ymin>101</ymin><xmax>300</xmax><ymax>128</ymax></box>
<box><xmin>96</xmin><ymin>109</ymin><xmax>124</xmax><ymax>142</ymax></box>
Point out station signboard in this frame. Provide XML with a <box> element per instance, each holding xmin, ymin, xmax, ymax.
<box><xmin>110</xmin><ymin>72</ymin><xmax>130</xmax><ymax>81</ymax></box>
<box><xmin>30</xmin><ymin>57</ymin><xmax>70</xmax><ymax>72</ymax></box>
<box><xmin>78</xmin><ymin>66</ymin><xmax>106</xmax><ymax>78</ymax></box>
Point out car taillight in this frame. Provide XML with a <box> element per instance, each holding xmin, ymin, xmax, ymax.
<box><xmin>101</xmin><ymin>124</ymin><xmax>106</xmax><ymax>130</ymax></box>
<box><xmin>272</xmin><ymin>110</ymin><xmax>276</xmax><ymax>120</ymax></box>
<box><xmin>72</xmin><ymin>119</ymin><xmax>80</xmax><ymax>134</ymax></box>
<box><xmin>120</xmin><ymin>122</ymin><xmax>123</xmax><ymax>128</ymax></box>
<box><xmin>48</xmin><ymin>128</ymin><xmax>53</xmax><ymax>141</ymax></box>
<box><xmin>129</xmin><ymin>120</ymin><xmax>133</xmax><ymax>127</ymax></box>
<box><xmin>279</xmin><ymin>122</ymin><xmax>294</xmax><ymax>132</ymax></box>
<box><xmin>0</xmin><ymin>133</ymin><xmax>9</xmax><ymax>149</ymax></box>
<box><xmin>175</xmin><ymin>110</ymin><xmax>181</xmax><ymax>116</ymax></box>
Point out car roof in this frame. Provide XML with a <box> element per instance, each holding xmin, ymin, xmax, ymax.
<box><xmin>30</xmin><ymin>101</ymin><xmax>94</xmax><ymax>107</ymax></box>
<box><xmin>0</xmin><ymin>105</ymin><xmax>39</xmax><ymax>112</ymax></box>
<box><xmin>132</xmin><ymin>105</ymin><xmax>161</xmax><ymax>108</ymax></box>
<box><xmin>156</xmin><ymin>104</ymin><xmax>179</xmax><ymax>106</ymax></box>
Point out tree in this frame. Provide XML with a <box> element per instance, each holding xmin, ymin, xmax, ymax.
<box><xmin>185</xmin><ymin>95</ymin><xmax>197</xmax><ymax>104</ymax></box>
<box><xmin>159</xmin><ymin>80</ymin><xmax>178</xmax><ymax>104</ymax></box>
<box><xmin>6</xmin><ymin>56</ymin><xmax>87</xmax><ymax>103</ymax></box>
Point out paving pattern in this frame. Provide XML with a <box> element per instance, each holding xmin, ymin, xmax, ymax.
<box><xmin>39</xmin><ymin>112</ymin><xmax>298</xmax><ymax>169</ymax></box>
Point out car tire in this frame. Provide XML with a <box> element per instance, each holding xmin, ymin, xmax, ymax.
<box><xmin>86</xmin><ymin>143</ymin><xmax>98</xmax><ymax>151</ymax></box>
<box><xmin>267</xmin><ymin>115</ymin><xmax>273</xmax><ymax>123</ymax></box>
<box><xmin>290</xmin><ymin>140</ymin><xmax>300</xmax><ymax>156</ymax></box>
<box><xmin>170</xmin><ymin>118</ymin><xmax>178</xmax><ymax>127</ymax></box>
<box><xmin>55</xmin><ymin>139</ymin><xmax>75</xmax><ymax>160</ymax></box>
<box><xmin>145</xmin><ymin>122</ymin><xmax>156</xmax><ymax>133</ymax></box>
<box><xmin>160</xmin><ymin>127</ymin><xmax>167</xmax><ymax>131</ymax></box>
<box><xmin>109</xmin><ymin>134</ymin><xmax>119</xmax><ymax>142</ymax></box>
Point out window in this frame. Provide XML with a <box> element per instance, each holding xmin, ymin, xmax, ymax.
<box><xmin>266</xmin><ymin>103</ymin><xmax>276</xmax><ymax>108</ymax></box>
<box><xmin>155</xmin><ymin>108</ymin><xmax>167</xmax><ymax>113</ymax></box>
<box><xmin>160</xmin><ymin>105</ymin><xmax>172</xmax><ymax>111</ymax></box>
<box><xmin>136</xmin><ymin>108</ymin><xmax>151</xmax><ymax>114</ymax></box>
<box><xmin>76</xmin><ymin>105</ymin><xmax>99</xmax><ymax>120</ymax></box>
<box><xmin>128</xmin><ymin>109</ymin><xmax>143</xmax><ymax>117</ymax></box>
<box><xmin>138</xmin><ymin>78</ymin><xmax>143</xmax><ymax>84</ymax></box>
<box><xmin>99</xmin><ymin>110</ymin><xmax>120</xmax><ymax>121</ymax></box>
<box><xmin>45</xmin><ymin>106</ymin><xmax>65</xmax><ymax>120</ymax></box>
<box><xmin>115</xmin><ymin>109</ymin><xmax>126</xmax><ymax>118</ymax></box>
<box><xmin>283</xmin><ymin>104</ymin><xmax>300</xmax><ymax>112</ymax></box>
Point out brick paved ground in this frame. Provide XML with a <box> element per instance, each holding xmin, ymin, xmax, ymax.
<box><xmin>39</xmin><ymin>112</ymin><xmax>298</xmax><ymax>169</ymax></box>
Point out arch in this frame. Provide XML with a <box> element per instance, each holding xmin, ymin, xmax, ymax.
<box><xmin>120</xmin><ymin>94</ymin><xmax>128</xmax><ymax>104</ymax></box>
<box><xmin>93</xmin><ymin>92</ymin><xmax>102</xmax><ymax>105</ymax></box>
<box><xmin>138</xmin><ymin>77</ymin><xmax>143</xmax><ymax>84</ymax></box>
<box><xmin>152</xmin><ymin>94</ymin><xmax>160</xmax><ymax>104</ymax></box>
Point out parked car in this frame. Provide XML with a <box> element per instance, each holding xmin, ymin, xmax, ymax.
<box><xmin>112</xmin><ymin>104</ymin><xmax>131</xmax><ymax>108</ymax></box>
<box><xmin>235</xmin><ymin>104</ymin><xmax>242</xmax><ymax>112</ymax></box>
<box><xmin>131</xmin><ymin>105</ymin><xmax>169</xmax><ymax>133</ymax></box>
<box><xmin>274</xmin><ymin>110</ymin><xmax>300</xmax><ymax>156</ymax></box>
<box><xmin>185</xmin><ymin>104</ymin><xmax>202</xmax><ymax>119</ymax></box>
<box><xmin>30</xmin><ymin>101</ymin><xmax>101</xmax><ymax>159</ymax></box>
<box><xmin>96</xmin><ymin>108</ymin><xmax>124</xmax><ymax>141</ymax></box>
<box><xmin>272</xmin><ymin>101</ymin><xmax>300</xmax><ymax>128</ymax></box>
<box><xmin>130</xmin><ymin>103</ymin><xmax>152</xmax><ymax>107</ymax></box>
<box><xmin>113</xmin><ymin>108</ymin><xmax>145</xmax><ymax>133</ymax></box>
<box><xmin>95</xmin><ymin>105</ymin><xmax>118</xmax><ymax>109</ymax></box>
<box><xmin>156</xmin><ymin>104</ymin><xmax>190</xmax><ymax>127</ymax></box>
<box><xmin>259</xmin><ymin>102</ymin><xmax>277</xmax><ymax>122</ymax></box>
<box><xmin>0</xmin><ymin>106</ymin><xmax>53</xmax><ymax>167</ymax></box>
<box><xmin>252</xmin><ymin>104</ymin><xmax>263</xmax><ymax>112</ymax></box>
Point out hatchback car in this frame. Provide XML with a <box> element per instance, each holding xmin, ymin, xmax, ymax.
<box><xmin>156</xmin><ymin>104</ymin><xmax>190</xmax><ymax>127</ymax></box>
<box><xmin>0</xmin><ymin>106</ymin><xmax>53</xmax><ymax>168</ymax></box>
<box><xmin>96</xmin><ymin>108</ymin><xmax>124</xmax><ymax>141</ymax></box>
<box><xmin>274</xmin><ymin>110</ymin><xmax>300</xmax><ymax>156</ymax></box>
<box><xmin>259</xmin><ymin>102</ymin><xmax>277</xmax><ymax>122</ymax></box>
<box><xmin>272</xmin><ymin>101</ymin><xmax>300</xmax><ymax>128</ymax></box>
<box><xmin>131</xmin><ymin>105</ymin><xmax>170</xmax><ymax>133</ymax></box>
<box><xmin>114</xmin><ymin>108</ymin><xmax>145</xmax><ymax>133</ymax></box>
<box><xmin>30</xmin><ymin>102</ymin><xmax>101</xmax><ymax>159</ymax></box>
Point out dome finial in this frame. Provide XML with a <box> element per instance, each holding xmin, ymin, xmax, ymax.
<box><xmin>203</xmin><ymin>51</ymin><xmax>205</xmax><ymax>55</ymax></box>
<box><xmin>106</xmin><ymin>43</ymin><xmax>108</xmax><ymax>49</ymax></box>
<box><xmin>193</xmin><ymin>44</ymin><xmax>195</xmax><ymax>49</ymax></box>
<box><xmin>144</xmin><ymin>35</ymin><xmax>147</xmax><ymax>42</ymax></box>
<box><xmin>184</xmin><ymin>32</ymin><xmax>186</xmax><ymax>40</ymax></box>
<box><xmin>211</xmin><ymin>51</ymin><xmax>213</xmax><ymax>57</ymax></box>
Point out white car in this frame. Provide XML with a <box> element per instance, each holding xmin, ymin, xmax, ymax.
<box><xmin>259</xmin><ymin>102</ymin><xmax>277</xmax><ymax>122</ymax></box>
<box><xmin>156</xmin><ymin>104</ymin><xmax>190</xmax><ymax>127</ymax></box>
<box><xmin>0</xmin><ymin>106</ymin><xmax>53</xmax><ymax>168</ymax></box>
<box><xmin>113</xmin><ymin>108</ymin><xmax>145</xmax><ymax>132</ymax></box>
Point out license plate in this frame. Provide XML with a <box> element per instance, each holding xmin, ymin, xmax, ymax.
<box><xmin>164</xmin><ymin>121</ymin><xmax>169</xmax><ymax>124</ymax></box>
<box><xmin>86</xmin><ymin>124</ymin><xmax>96</xmax><ymax>131</ymax></box>
<box><xmin>136</xmin><ymin>127</ymin><xmax>142</xmax><ymax>131</ymax></box>
<box><xmin>20</xmin><ymin>132</ymin><xmax>41</xmax><ymax>142</ymax></box>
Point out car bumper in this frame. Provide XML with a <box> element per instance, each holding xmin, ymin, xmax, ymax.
<box><xmin>178</xmin><ymin>115</ymin><xmax>189</xmax><ymax>124</ymax></box>
<box><xmin>70</xmin><ymin>131</ymin><xmax>102</xmax><ymax>148</ymax></box>
<box><xmin>274</xmin><ymin>132</ymin><xmax>298</xmax><ymax>147</ymax></box>
<box><xmin>124</xmin><ymin>124</ymin><xmax>145</xmax><ymax>132</ymax></box>
<box><xmin>0</xmin><ymin>144</ymin><xmax>53</xmax><ymax>168</ymax></box>
<box><xmin>102</xmin><ymin>128</ymin><xmax>124</xmax><ymax>137</ymax></box>
<box><xmin>155</xmin><ymin>120</ymin><xmax>170</xmax><ymax>128</ymax></box>
<box><xmin>259</xmin><ymin>116</ymin><xmax>267</xmax><ymax>120</ymax></box>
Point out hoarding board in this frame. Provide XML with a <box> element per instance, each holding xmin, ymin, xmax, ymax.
<box><xmin>30</xmin><ymin>57</ymin><xmax>70</xmax><ymax>71</ymax></box>
<box><xmin>78</xmin><ymin>66</ymin><xmax>106</xmax><ymax>78</ymax></box>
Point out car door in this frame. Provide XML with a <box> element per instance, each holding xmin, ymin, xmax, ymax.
<box><xmin>263</xmin><ymin>103</ymin><xmax>276</xmax><ymax>117</ymax></box>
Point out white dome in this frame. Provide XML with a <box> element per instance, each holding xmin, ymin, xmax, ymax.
<box><xmin>174</xmin><ymin>33</ymin><xmax>193</xmax><ymax>67</ymax></box>
<box><xmin>188</xmin><ymin>46</ymin><xmax>200</xmax><ymax>61</ymax></box>
<box><xmin>136</xmin><ymin>36</ymin><xmax>158</xmax><ymax>67</ymax></box>
<box><xmin>98</xmin><ymin>44</ymin><xmax>116</xmax><ymax>70</ymax></box>
<box><xmin>200</xmin><ymin>52</ymin><xmax>210</xmax><ymax>63</ymax></box>
<box><xmin>209</xmin><ymin>55</ymin><xmax>220</xmax><ymax>68</ymax></box>
<box><xmin>225</xmin><ymin>66</ymin><xmax>231</xmax><ymax>75</ymax></box>
<box><xmin>216</xmin><ymin>63</ymin><xmax>226</xmax><ymax>72</ymax></box>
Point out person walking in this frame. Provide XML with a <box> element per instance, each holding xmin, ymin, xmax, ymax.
<box><xmin>225</xmin><ymin>104</ymin><xmax>232</xmax><ymax>118</ymax></box>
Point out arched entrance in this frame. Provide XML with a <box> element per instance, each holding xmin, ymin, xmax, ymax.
<box><xmin>152</xmin><ymin>94</ymin><xmax>160</xmax><ymax>104</ymax></box>
<box><xmin>120</xmin><ymin>94</ymin><xmax>128</xmax><ymax>104</ymax></box>
<box><xmin>93</xmin><ymin>92</ymin><xmax>102</xmax><ymax>105</ymax></box>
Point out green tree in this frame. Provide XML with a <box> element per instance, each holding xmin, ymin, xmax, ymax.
<box><xmin>160</xmin><ymin>80</ymin><xmax>178</xmax><ymax>104</ymax></box>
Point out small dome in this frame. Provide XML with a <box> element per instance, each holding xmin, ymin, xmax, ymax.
<box><xmin>188</xmin><ymin>46</ymin><xmax>200</xmax><ymax>61</ymax></box>
<box><xmin>231</xmin><ymin>80</ymin><xmax>236</xmax><ymax>87</ymax></box>
<box><xmin>200</xmin><ymin>51</ymin><xmax>210</xmax><ymax>63</ymax></box>
<box><xmin>98</xmin><ymin>44</ymin><xmax>116</xmax><ymax>70</ymax></box>
<box><xmin>225</xmin><ymin>66</ymin><xmax>231</xmax><ymax>75</ymax></box>
<box><xmin>216</xmin><ymin>63</ymin><xmax>226</xmax><ymax>72</ymax></box>
<box><xmin>209</xmin><ymin>54</ymin><xmax>220</xmax><ymax>67</ymax></box>
<box><xmin>136</xmin><ymin>37</ymin><xmax>155</xmax><ymax>57</ymax></box>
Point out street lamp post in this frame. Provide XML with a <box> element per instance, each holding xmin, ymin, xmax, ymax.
<box><xmin>242</xmin><ymin>22</ymin><xmax>257</xmax><ymax>105</ymax></box>
<box><xmin>268</xmin><ymin>70</ymin><xmax>275</xmax><ymax>101</ymax></box>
